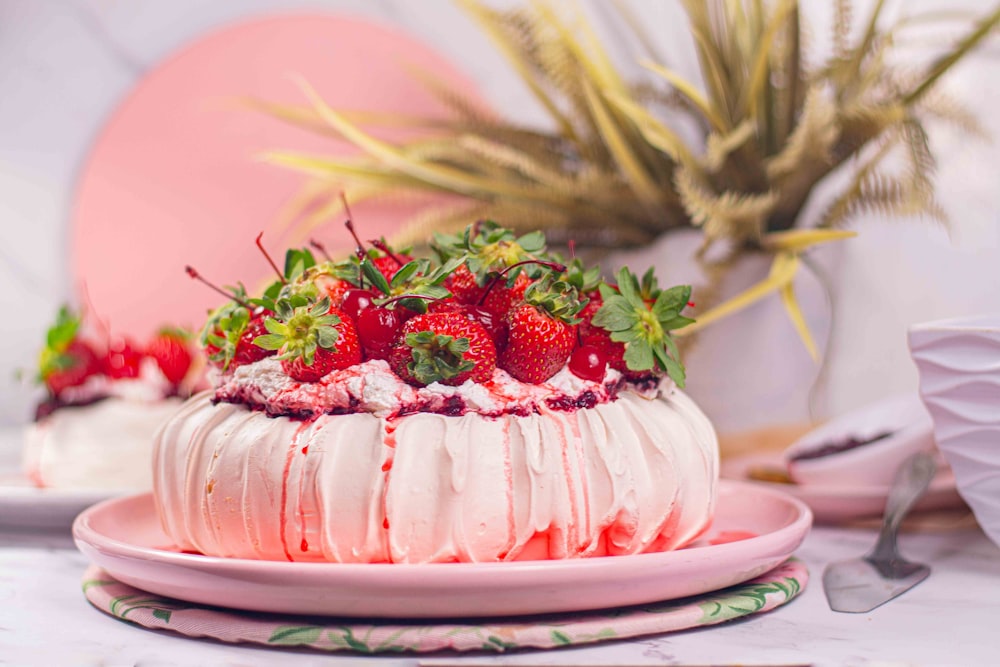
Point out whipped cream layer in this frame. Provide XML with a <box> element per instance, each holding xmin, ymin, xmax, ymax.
<box><xmin>214</xmin><ymin>358</ymin><xmax>636</xmax><ymax>419</ymax></box>
<box><xmin>25</xmin><ymin>397</ymin><xmax>184</xmax><ymax>490</ymax></box>
<box><xmin>154</xmin><ymin>385</ymin><xmax>718</xmax><ymax>563</ymax></box>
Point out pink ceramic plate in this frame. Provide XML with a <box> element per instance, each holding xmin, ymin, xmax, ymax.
<box><xmin>72</xmin><ymin>480</ymin><xmax>810</xmax><ymax>619</ymax></box>
<box><xmin>722</xmin><ymin>453</ymin><xmax>965</xmax><ymax>524</ymax></box>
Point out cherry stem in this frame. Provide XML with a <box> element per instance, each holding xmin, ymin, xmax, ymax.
<box><xmin>369</xmin><ymin>239</ymin><xmax>405</xmax><ymax>267</ymax></box>
<box><xmin>470</xmin><ymin>219</ymin><xmax>484</xmax><ymax>240</ymax></box>
<box><xmin>309</xmin><ymin>239</ymin><xmax>333</xmax><ymax>262</ymax></box>
<box><xmin>255</xmin><ymin>233</ymin><xmax>286</xmax><ymax>284</ymax></box>
<box><xmin>379</xmin><ymin>293</ymin><xmax>444</xmax><ymax>309</ymax></box>
<box><xmin>185</xmin><ymin>266</ymin><xmax>251</xmax><ymax>308</ymax></box>
<box><xmin>478</xmin><ymin>259</ymin><xmax>566</xmax><ymax>306</ymax></box>
<box><xmin>568</xmin><ymin>239</ymin><xmax>576</xmax><ymax>260</ymax></box>
<box><xmin>341</xmin><ymin>192</ymin><xmax>364</xmax><ymax>253</ymax></box>
<box><xmin>340</xmin><ymin>192</ymin><xmax>368</xmax><ymax>287</ymax></box>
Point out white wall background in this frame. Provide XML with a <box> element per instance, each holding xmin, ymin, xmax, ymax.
<box><xmin>1</xmin><ymin>0</ymin><xmax>998</xmax><ymax>431</ymax></box>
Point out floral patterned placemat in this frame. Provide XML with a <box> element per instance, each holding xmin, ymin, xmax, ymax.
<box><xmin>81</xmin><ymin>559</ymin><xmax>807</xmax><ymax>653</ymax></box>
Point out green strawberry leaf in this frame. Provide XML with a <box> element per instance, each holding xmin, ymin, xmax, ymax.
<box><xmin>361</xmin><ymin>259</ymin><xmax>391</xmax><ymax>295</ymax></box>
<box><xmin>45</xmin><ymin>306</ymin><xmax>80</xmax><ymax>352</ymax></box>
<box><xmin>523</xmin><ymin>273</ymin><xmax>586</xmax><ymax>324</ymax></box>
<box><xmin>404</xmin><ymin>331</ymin><xmax>475</xmax><ymax>385</ymax></box>
<box><xmin>653</xmin><ymin>285</ymin><xmax>692</xmax><ymax>318</ymax></box>
<box><xmin>590</xmin><ymin>299</ymin><xmax>635</xmax><ymax>331</ymax></box>
<box><xmin>253</xmin><ymin>334</ymin><xmax>285</xmax><ymax>350</ymax></box>
<box><xmin>283</xmin><ymin>248</ymin><xmax>316</xmax><ymax>282</ymax></box>
<box><xmin>259</xmin><ymin>296</ymin><xmax>340</xmax><ymax>362</ymax></box>
<box><xmin>315</xmin><ymin>326</ymin><xmax>339</xmax><ymax>349</ymax></box>
<box><xmin>516</xmin><ymin>230</ymin><xmax>545</xmax><ymax>253</ymax></box>
<box><xmin>592</xmin><ymin>267</ymin><xmax>694</xmax><ymax>386</ymax></box>
<box><xmin>614</xmin><ymin>267</ymin><xmax>644</xmax><ymax>308</ymax></box>
<box><xmin>389</xmin><ymin>259</ymin><xmax>423</xmax><ymax>286</ymax></box>
<box><xmin>624</xmin><ymin>341</ymin><xmax>655</xmax><ymax>370</ymax></box>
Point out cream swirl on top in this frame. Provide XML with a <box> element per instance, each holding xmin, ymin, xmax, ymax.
<box><xmin>212</xmin><ymin>357</ymin><xmax>656</xmax><ymax>419</ymax></box>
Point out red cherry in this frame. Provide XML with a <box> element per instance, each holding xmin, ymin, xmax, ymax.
<box><xmin>568</xmin><ymin>344</ymin><xmax>608</xmax><ymax>382</ymax></box>
<box><xmin>103</xmin><ymin>337</ymin><xmax>143</xmax><ymax>379</ymax></box>
<box><xmin>341</xmin><ymin>289</ymin><xmax>375</xmax><ymax>322</ymax></box>
<box><xmin>356</xmin><ymin>306</ymin><xmax>403</xmax><ymax>360</ymax></box>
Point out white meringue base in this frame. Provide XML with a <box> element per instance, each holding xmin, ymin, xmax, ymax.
<box><xmin>24</xmin><ymin>398</ymin><xmax>184</xmax><ymax>490</ymax></box>
<box><xmin>153</xmin><ymin>387</ymin><xmax>719</xmax><ymax>563</ymax></box>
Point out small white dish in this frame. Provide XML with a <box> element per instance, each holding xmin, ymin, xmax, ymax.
<box><xmin>722</xmin><ymin>453</ymin><xmax>963</xmax><ymax>524</ymax></box>
<box><xmin>782</xmin><ymin>394</ymin><xmax>938</xmax><ymax>488</ymax></box>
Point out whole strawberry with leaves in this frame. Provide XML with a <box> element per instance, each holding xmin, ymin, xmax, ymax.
<box><xmin>590</xmin><ymin>267</ymin><xmax>694</xmax><ymax>387</ymax></box>
<box><xmin>253</xmin><ymin>295</ymin><xmax>361</xmax><ymax>382</ymax></box>
<box><xmin>499</xmin><ymin>274</ymin><xmax>586</xmax><ymax>384</ymax></box>
<box><xmin>433</xmin><ymin>220</ymin><xmax>553</xmax><ymax>311</ymax></box>
<box><xmin>389</xmin><ymin>311</ymin><xmax>497</xmax><ymax>386</ymax></box>
<box><xmin>199</xmin><ymin>286</ymin><xmax>275</xmax><ymax>371</ymax></box>
<box><xmin>36</xmin><ymin>306</ymin><xmax>102</xmax><ymax>396</ymax></box>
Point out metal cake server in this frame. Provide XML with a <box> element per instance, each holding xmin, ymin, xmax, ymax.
<box><xmin>823</xmin><ymin>451</ymin><xmax>937</xmax><ymax>613</ymax></box>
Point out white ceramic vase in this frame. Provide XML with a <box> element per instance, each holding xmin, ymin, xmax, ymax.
<box><xmin>909</xmin><ymin>314</ymin><xmax>1000</xmax><ymax>548</ymax></box>
<box><xmin>608</xmin><ymin>229</ymin><xmax>842</xmax><ymax>437</ymax></box>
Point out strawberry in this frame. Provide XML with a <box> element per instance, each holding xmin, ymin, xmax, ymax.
<box><xmin>429</xmin><ymin>300</ymin><xmax>508</xmax><ymax>351</ymax></box>
<box><xmin>389</xmin><ymin>311</ymin><xmax>496</xmax><ymax>386</ymax></box>
<box><xmin>254</xmin><ymin>298</ymin><xmax>361</xmax><ymax>382</ymax></box>
<box><xmin>367</xmin><ymin>237</ymin><xmax>412</xmax><ymax>282</ymax></box>
<box><xmin>501</xmin><ymin>303</ymin><xmax>577</xmax><ymax>383</ymax></box>
<box><xmin>480</xmin><ymin>272</ymin><xmax>531</xmax><ymax>321</ymax></box>
<box><xmin>498</xmin><ymin>275</ymin><xmax>585</xmax><ymax>383</ymax></box>
<box><xmin>576</xmin><ymin>290</ymin><xmax>605</xmax><ymax>341</ymax></box>
<box><xmin>446</xmin><ymin>264</ymin><xmax>486</xmax><ymax>305</ymax></box>
<box><xmin>43</xmin><ymin>339</ymin><xmax>102</xmax><ymax>395</ymax></box>
<box><xmin>373</xmin><ymin>254</ymin><xmax>411</xmax><ymax>282</ymax></box>
<box><xmin>580</xmin><ymin>331</ymin><xmax>626</xmax><ymax>375</ymax></box>
<box><xmin>200</xmin><ymin>304</ymin><xmax>275</xmax><ymax>370</ymax></box>
<box><xmin>233</xmin><ymin>314</ymin><xmax>275</xmax><ymax>366</ymax></box>
<box><xmin>590</xmin><ymin>267</ymin><xmax>694</xmax><ymax>387</ymax></box>
<box><xmin>314</xmin><ymin>274</ymin><xmax>353</xmax><ymax>307</ymax></box>
<box><xmin>145</xmin><ymin>329</ymin><xmax>193</xmax><ymax>385</ymax></box>
<box><xmin>281</xmin><ymin>343</ymin><xmax>354</xmax><ymax>382</ymax></box>
<box><xmin>36</xmin><ymin>306</ymin><xmax>102</xmax><ymax>396</ymax></box>
<box><xmin>103</xmin><ymin>336</ymin><xmax>143</xmax><ymax>379</ymax></box>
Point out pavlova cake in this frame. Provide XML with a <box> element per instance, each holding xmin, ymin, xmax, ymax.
<box><xmin>26</xmin><ymin>307</ymin><xmax>198</xmax><ymax>490</ymax></box>
<box><xmin>154</xmin><ymin>222</ymin><xmax>718</xmax><ymax>563</ymax></box>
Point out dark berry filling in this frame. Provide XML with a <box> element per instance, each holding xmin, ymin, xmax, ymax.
<box><xmin>789</xmin><ymin>430</ymin><xmax>896</xmax><ymax>461</ymax></box>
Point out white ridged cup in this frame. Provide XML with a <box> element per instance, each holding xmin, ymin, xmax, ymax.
<box><xmin>909</xmin><ymin>314</ymin><xmax>1000</xmax><ymax>549</ymax></box>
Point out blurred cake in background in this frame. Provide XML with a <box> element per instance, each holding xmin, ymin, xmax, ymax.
<box><xmin>24</xmin><ymin>306</ymin><xmax>202</xmax><ymax>490</ymax></box>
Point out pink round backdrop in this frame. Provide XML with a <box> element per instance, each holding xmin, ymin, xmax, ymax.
<box><xmin>71</xmin><ymin>13</ymin><xmax>487</xmax><ymax>338</ymax></box>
